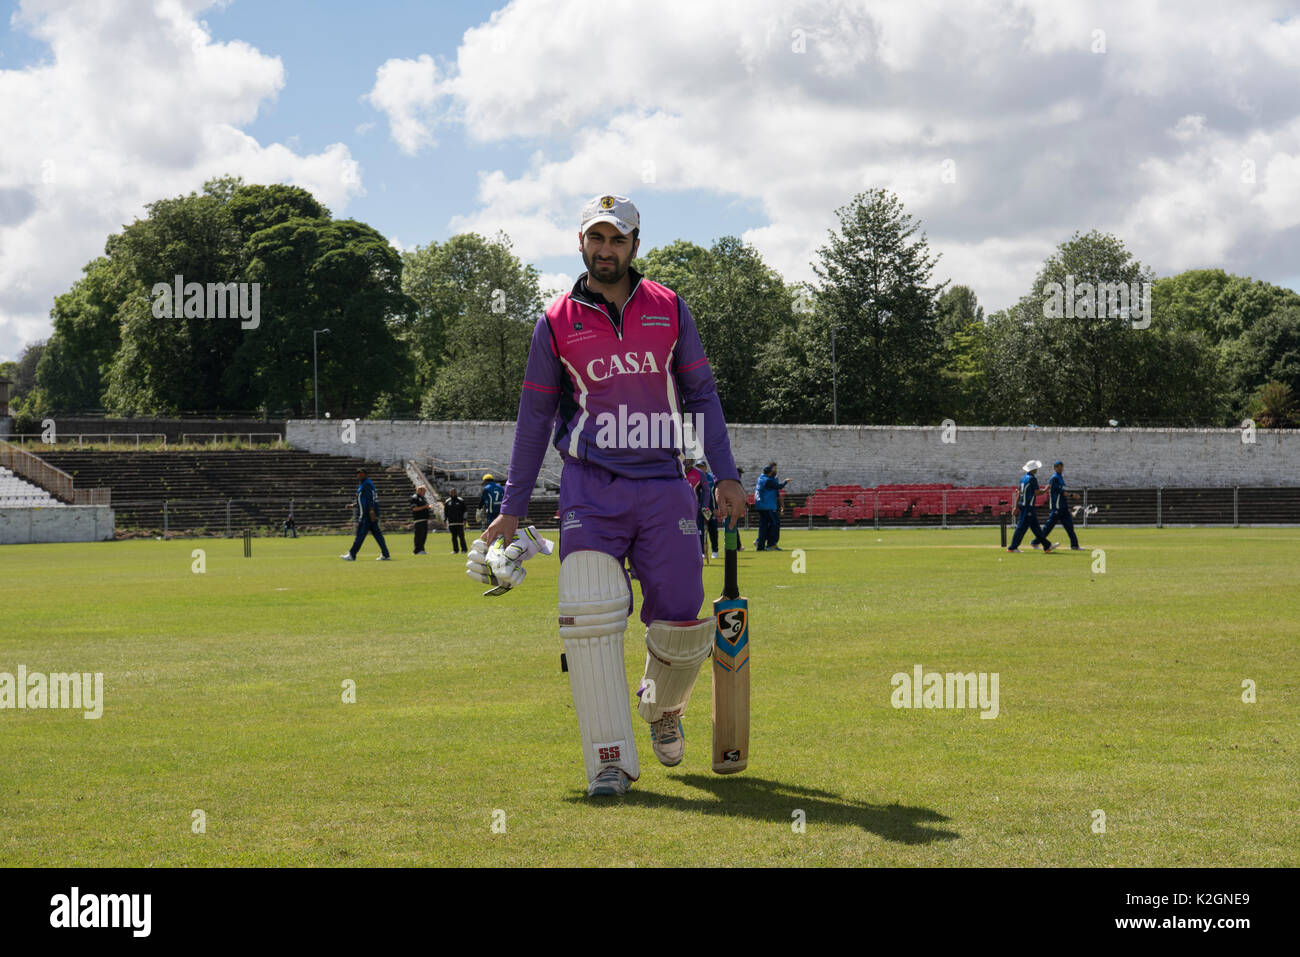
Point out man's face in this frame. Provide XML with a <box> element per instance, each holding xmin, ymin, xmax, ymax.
<box><xmin>450</xmin><ymin>488</ymin><xmax>458</xmax><ymax>496</ymax></box>
<box><xmin>580</xmin><ymin>222</ymin><xmax>638</xmax><ymax>285</ymax></box>
<box><xmin>1055</xmin><ymin>464</ymin><xmax>1063</xmax><ymax>475</ymax></box>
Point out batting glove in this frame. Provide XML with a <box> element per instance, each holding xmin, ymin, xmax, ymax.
<box><xmin>485</xmin><ymin>526</ymin><xmax>554</xmax><ymax>595</ymax></box>
<box><xmin>465</xmin><ymin>539</ymin><xmax>507</xmax><ymax>596</ymax></box>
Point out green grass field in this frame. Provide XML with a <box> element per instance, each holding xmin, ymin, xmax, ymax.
<box><xmin>1</xmin><ymin>527</ymin><xmax>1296</xmax><ymax>867</ymax></box>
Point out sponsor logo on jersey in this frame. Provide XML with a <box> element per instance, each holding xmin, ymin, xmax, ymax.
<box><xmin>585</xmin><ymin>350</ymin><xmax>662</xmax><ymax>381</ymax></box>
<box><xmin>640</xmin><ymin>314</ymin><xmax>671</xmax><ymax>327</ymax></box>
<box><xmin>679</xmin><ymin>518</ymin><xmax>697</xmax><ymax>535</ymax></box>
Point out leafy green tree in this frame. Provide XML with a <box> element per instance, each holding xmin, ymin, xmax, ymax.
<box><xmin>1250</xmin><ymin>381</ymin><xmax>1298</xmax><ymax>428</ymax></box>
<box><xmin>787</xmin><ymin>188</ymin><xmax>947</xmax><ymax>424</ymax></box>
<box><xmin>638</xmin><ymin>237</ymin><xmax>794</xmax><ymax>423</ymax></box>
<box><xmin>935</xmin><ymin>285</ymin><xmax>989</xmax><ymax>423</ymax></box>
<box><xmin>1227</xmin><ymin>305</ymin><xmax>1300</xmax><ymax>416</ymax></box>
<box><xmin>983</xmin><ymin>230</ymin><xmax>1224</xmax><ymax>426</ymax></box>
<box><xmin>2</xmin><ymin>340</ymin><xmax>45</xmax><ymax>416</ymax></box>
<box><xmin>29</xmin><ymin>256</ymin><xmax>132</xmax><ymax>413</ymax></box>
<box><xmin>408</xmin><ymin>233</ymin><xmax>542</xmax><ymax>420</ymax></box>
<box><xmin>102</xmin><ymin>181</ymin><xmax>245</xmax><ymax>413</ymax></box>
<box><xmin>228</xmin><ymin>216</ymin><xmax>414</xmax><ymax>417</ymax></box>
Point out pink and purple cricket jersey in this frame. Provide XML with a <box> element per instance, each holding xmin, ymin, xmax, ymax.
<box><xmin>500</xmin><ymin>268</ymin><xmax>739</xmax><ymax>623</ymax></box>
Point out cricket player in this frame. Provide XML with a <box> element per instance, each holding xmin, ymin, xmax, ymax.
<box><xmin>1038</xmin><ymin>460</ymin><xmax>1081</xmax><ymax>550</ymax></box>
<box><xmin>1007</xmin><ymin>460</ymin><xmax>1053</xmax><ymax>553</ymax></box>
<box><xmin>473</xmin><ymin>193</ymin><xmax>746</xmax><ymax>797</ymax></box>
<box><xmin>341</xmin><ymin>467</ymin><xmax>391</xmax><ymax>561</ymax></box>
<box><xmin>479</xmin><ymin>473</ymin><xmax>504</xmax><ymax>531</ymax></box>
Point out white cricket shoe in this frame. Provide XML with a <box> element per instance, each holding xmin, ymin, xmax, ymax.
<box><xmin>340</xmin><ymin>553</ymin><xmax>355</xmax><ymax>561</ymax></box>
<box><xmin>587</xmin><ymin>767</ymin><xmax>632</xmax><ymax>797</ymax></box>
<box><xmin>711</xmin><ymin>551</ymin><xmax>718</xmax><ymax>559</ymax></box>
<box><xmin>649</xmin><ymin>714</ymin><xmax>685</xmax><ymax>767</ymax></box>
<box><xmin>376</xmin><ymin>555</ymin><xmax>392</xmax><ymax>561</ymax></box>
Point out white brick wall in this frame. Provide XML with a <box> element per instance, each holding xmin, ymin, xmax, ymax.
<box><xmin>0</xmin><ymin>505</ymin><xmax>114</xmax><ymax>544</ymax></box>
<box><xmin>285</xmin><ymin>420</ymin><xmax>1300</xmax><ymax>489</ymax></box>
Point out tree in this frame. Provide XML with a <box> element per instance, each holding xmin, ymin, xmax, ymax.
<box><xmin>406</xmin><ymin>233</ymin><xmax>543</xmax><ymax>420</ymax></box>
<box><xmin>935</xmin><ymin>285</ymin><xmax>989</xmax><ymax>423</ymax></box>
<box><xmin>1228</xmin><ymin>305</ymin><xmax>1300</xmax><ymax>418</ymax></box>
<box><xmin>227</xmin><ymin>215</ymin><xmax>414</xmax><ymax>417</ymax></box>
<box><xmin>1250</xmin><ymin>381</ymin><xmax>1298</xmax><ymax>428</ymax></box>
<box><xmin>102</xmin><ymin>181</ymin><xmax>246</xmax><ymax>413</ymax></box>
<box><xmin>29</xmin><ymin>256</ymin><xmax>131</xmax><ymax>414</ymax></box>
<box><xmin>983</xmin><ymin>230</ymin><xmax>1224</xmax><ymax>426</ymax></box>
<box><xmin>35</xmin><ymin>176</ymin><xmax>410</xmax><ymax>418</ymax></box>
<box><xmin>796</xmin><ymin>188</ymin><xmax>947</xmax><ymax>424</ymax></box>
<box><xmin>2</xmin><ymin>340</ymin><xmax>45</xmax><ymax>416</ymax></box>
<box><xmin>638</xmin><ymin>237</ymin><xmax>795</xmax><ymax>423</ymax></box>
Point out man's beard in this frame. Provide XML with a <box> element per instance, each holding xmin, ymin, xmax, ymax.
<box><xmin>583</xmin><ymin>247</ymin><xmax>629</xmax><ymax>285</ymax></box>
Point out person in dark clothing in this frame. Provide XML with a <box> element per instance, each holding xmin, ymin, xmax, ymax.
<box><xmin>1038</xmin><ymin>460</ymin><xmax>1081</xmax><ymax>550</ymax></box>
<box><xmin>341</xmin><ymin>467</ymin><xmax>391</xmax><ymax>561</ymax></box>
<box><xmin>444</xmin><ymin>487</ymin><xmax>468</xmax><ymax>553</ymax></box>
<box><xmin>753</xmin><ymin>461</ymin><xmax>789</xmax><ymax>551</ymax></box>
<box><xmin>411</xmin><ymin>484</ymin><xmax>431</xmax><ymax>555</ymax></box>
<box><xmin>480</xmin><ymin>473</ymin><xmax>504</xmax><ymax>532</ymax></box>
<box><xmin>699</xmin><ymin>460</ymin><xmax>719</xmax><ymax>559</ymax></box>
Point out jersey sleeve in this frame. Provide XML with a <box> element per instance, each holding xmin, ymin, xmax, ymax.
<box><xmin>502</xmin><ymin>316</ymin><xmax>563</xmax><ymax>516</ymax></box>
<box><xmin>671</xmin><ymin>297</ymin><xmax>739</xmax><ymax>484</ymax></box>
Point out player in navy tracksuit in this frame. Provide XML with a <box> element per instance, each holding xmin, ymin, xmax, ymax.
<box><xmin>480</xmin><ymin>474</ymin><xmax>504</xmax><ymax>531</ymax></box>
<box><xmin>1007</xmin><ymin>460</ymin><xmax>1053</xmax><ymax>553</ymax></box>
<box><xmin>342</xmin><ymin>467</ymin><xmax>391</xmax><ymax>560</ymax></box>
<box><xmin>1039</xmin><ymin>460</ymin><xmax>1080</xmax><ymax>549</ymax></box>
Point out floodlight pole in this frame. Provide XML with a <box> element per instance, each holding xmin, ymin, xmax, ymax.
<box><xmin>313</xmin><ymin>328</ymin><xmax>331</xmax><ymax>419</ymax></box>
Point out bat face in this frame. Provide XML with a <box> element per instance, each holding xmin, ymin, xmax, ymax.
<box><xmin>712</xmin><ymin>595</ymin><xmax>749</xmax><ymax>772</ymax></box>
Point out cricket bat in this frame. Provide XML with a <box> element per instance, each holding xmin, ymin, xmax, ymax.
<box><xmin>712</xmin><ymin>522</ymin><xmax>750</xmax><ymax>773</ymax></box>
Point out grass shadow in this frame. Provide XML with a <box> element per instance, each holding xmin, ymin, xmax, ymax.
<box><xmin>566</xmin><ymin>773</ymin><xmax>958</xmax><ymax>846</ymax></box>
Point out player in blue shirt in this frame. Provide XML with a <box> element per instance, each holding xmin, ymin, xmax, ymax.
<box><xmin>341</xmin><ymin>467</ymin><xmax>391</xmax><ymax>561</ymax></box>
<box><xmin>1038</xmin><ymin>460</ymin><xmax>1081</xmax><ymax>550</ymax></box>
<box><xmin>480</xmin><ymin>473</ymin><xmax>505</xmax><ymax>532</ymax></box>
<box><xmin>1007</xmin><ymin>460</ymin><xmax>1053</xmax><ymax>553</ymax></box>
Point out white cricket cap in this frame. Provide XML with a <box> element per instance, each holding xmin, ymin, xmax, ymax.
<box><xmin>581</xmin><ymin>194</ymin><xmax>640</xmax><ymax>236</ymax></box>
<box><xmin>1023</xmin><ymin>459</ymin><xmax>1043</xmax><ymax>472</ymax></box>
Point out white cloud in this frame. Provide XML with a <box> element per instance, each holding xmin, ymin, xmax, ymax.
<box><xmin>537</xmin><ymin>271</ymin><xmax>573</xmax><ymax>301</ymax></box>
<box><xmin>0</xmin><ymin>0</ymin><xmax>363</xmax><ymax>360</ymax></box>
<box><xmin>368</xmin><ymin>0</ymin><xmax>1300</xmax><ymax>312</ymax></box>
<box><xmin>363</xmin><ymin>53</ymin><xmax>441</xmax><ymax>155</ymax></box>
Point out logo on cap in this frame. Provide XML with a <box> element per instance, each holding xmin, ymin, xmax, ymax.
<box><xmin>600</xmin><ymin>196</ymin><xmax>616</xmax><ymax>209</ymax></box>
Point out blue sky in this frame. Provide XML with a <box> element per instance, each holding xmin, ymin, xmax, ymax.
<box><xmin>2</xmin><ymin>0</ymin><xmax>1299</xmax><ymax>360</ymax></box>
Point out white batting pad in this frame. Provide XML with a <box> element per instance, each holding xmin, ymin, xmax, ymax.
<box><xmin>636</xmin><ymin>619</ymin><xmax>714</xmax><ymax>723</ymax></box>
<box><xmin>558</xmin><ymin>550</ymin><xmax>639</xmax><ymax>784</ymax></box>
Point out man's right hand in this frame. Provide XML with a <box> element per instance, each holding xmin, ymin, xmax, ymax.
<box><xmin>482</xmin><ymin>513</ymin><xmax>519</xmax><ymax>546</ymax></box>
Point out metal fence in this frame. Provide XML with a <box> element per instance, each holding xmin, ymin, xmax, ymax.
<box><xmin>179</xmin><ymin>433</ymin><xmax>285</xmax><ymax>446</ymax></box>
<box><xmin>102</xmin><ymin>487</ymin><xmax>1300</xmax><ymax>539</ymax></box>
<box><xmin>6</xmin><ymin>433</ymin><xmax>168</xmax><ymax>449</ymax></box>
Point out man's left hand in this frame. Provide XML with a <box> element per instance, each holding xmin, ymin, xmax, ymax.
<box><xmin>714</xmin><ymin>479</ymin><xmax>747</xmax><ymax>526</ymax></box>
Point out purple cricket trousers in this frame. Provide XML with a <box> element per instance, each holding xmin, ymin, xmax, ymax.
<box><xmin>556</xmin><ymin>460</ymin><xmax>705</xmax><ymax>625</ymax></box>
